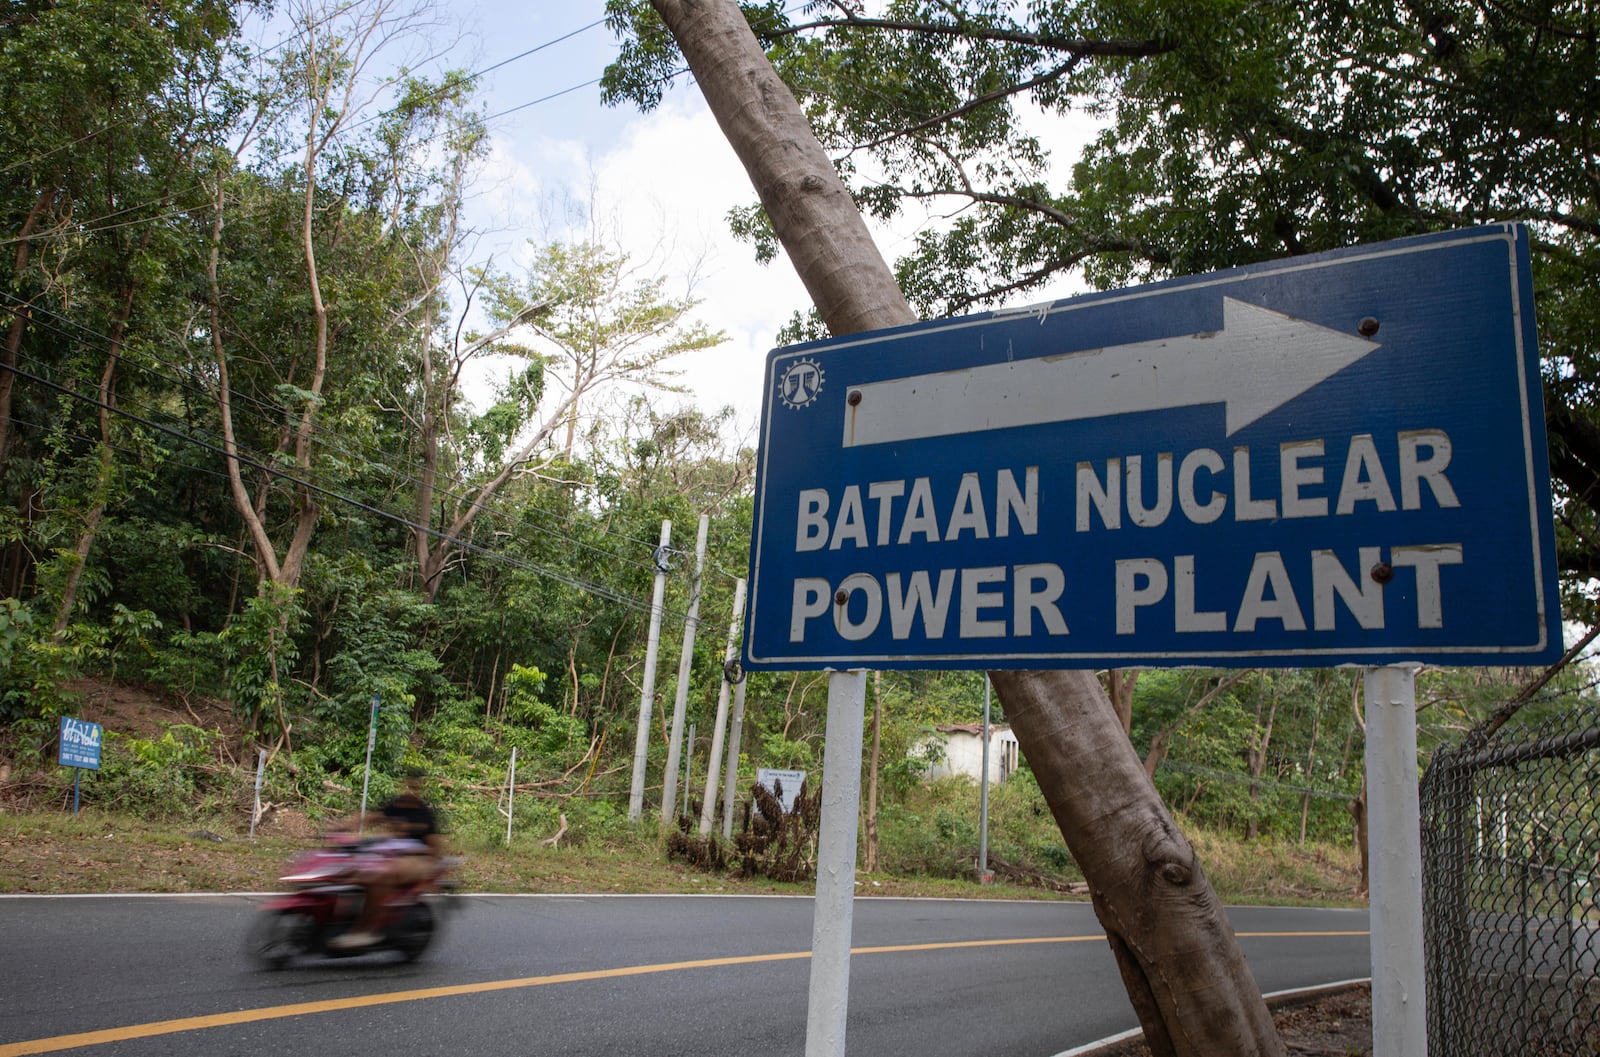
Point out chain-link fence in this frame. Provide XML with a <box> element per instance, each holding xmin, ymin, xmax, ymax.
<box><xmin>1421</xmin><ymin>699</ymin><xmax>1600</xmax><ymax>1056</ymax></box>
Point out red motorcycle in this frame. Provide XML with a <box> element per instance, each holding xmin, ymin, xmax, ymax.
<box><xmin>247</xmin><ymin>834</ymin><xmax>459</xmax><ymax>968</ymax></box>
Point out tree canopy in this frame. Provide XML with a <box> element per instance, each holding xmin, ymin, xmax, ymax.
<box><xmin>603</xmin><ymin>0</ymin><xmax>1600</xmax><ymax>618</ymax></box>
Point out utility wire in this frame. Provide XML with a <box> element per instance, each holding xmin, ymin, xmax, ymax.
<box><xmin>5</xmin><ymin>411</ymin><xmax>237</xmax><ymax>487</ymax></box>
<box><xmin>0</xmin><ymin>14</ymin><xmax>615</xmax><ymax>240</ymax></box>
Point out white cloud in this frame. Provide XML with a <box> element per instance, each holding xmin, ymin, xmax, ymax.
<box><xmin>467</xmin><ymin>92</ymin><xmax>807</xmax><ymax>436</ymax></box>
<box><xmin>462</xmin><ymin>42</ymin><xmax>1109</xmax><ymax>439</ymax></box>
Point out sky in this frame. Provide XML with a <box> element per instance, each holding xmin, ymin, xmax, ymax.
<box><xmin>240</xmin><ymin>1</ymin><xmax>1097</xmax><ymax>439</ymax></box>
<box><xmin>424</xmin><ymin>1</ymin><xmax>1097</xmax><ymax>437</ymax></box>
<box><xmin>446</xmin><ymin>1</ymin><xmax>820</xmax><ymax>437</ymax></box>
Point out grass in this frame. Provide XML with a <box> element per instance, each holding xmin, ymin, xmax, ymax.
<box><xmin>0</xmin><ymin>809</ymin><xmax>1039</xmax><ymax>899</ymax></box>
<box><xmin>1185</xmin><ymin>826</ymin><xmax>1366</xmax><ymax>907</ymax></box>
<box><xmin>0</xmin><ymin>806</ymin><xmax>1364</xmax><ymax>907</ymax></box>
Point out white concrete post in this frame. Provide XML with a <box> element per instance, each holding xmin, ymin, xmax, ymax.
<box><xmin>358</xmin><ymin>692</ymin><xmax>379</xmax><ymax>833</ymax></box>
<box><xmin>662</xmin><ymin>515</ymin><xmax>709</xmax><ymax>824</ymax></box>
<box><xmin>504</xmin><ymin>747</ymin><xmax>518</xmax><ymax>847</ymax></box>
<box><xmin>700</xmin><ymin>578</ymin><xmax>746</xmax><ymax>835</ymax></box>
<box><xmin>805</xmin><ymin>669</ymin><xmax>867</xmax><ymax>1057</ymax></box>
<box><xmin>721</xmin><ymin>674</ymin><xmax>749</xmax><ymax>840</ymax></box>
<box><xmin>249</xmin><ymin>748</ymin><xmax>267</xmax><ymax>838</ymax></box>
<box><xmin>1364</xmin><ymin>664</ymin><xmax>1429</xmax><ymax>1056</ymax></box>
<box><xmin>628</xmin><ymin>520</ymin><xmax>672</xmax><ymax>822</ymax></box>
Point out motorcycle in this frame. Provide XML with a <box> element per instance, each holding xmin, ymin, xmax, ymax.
<box><xmin>247</xmin><ymin>834</ymin><xmax>460</xmax><ymax>968</ymax></box>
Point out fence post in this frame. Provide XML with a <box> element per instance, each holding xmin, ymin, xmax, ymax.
<box><xmin>502</xmin><ymin>747</ymin><xmax>518</xmax><ymax>848</ymax></box>
<box><xmin>249</xmin><ymin>748</ymin><xmax>267</xmax><ymax>838</ymax></box>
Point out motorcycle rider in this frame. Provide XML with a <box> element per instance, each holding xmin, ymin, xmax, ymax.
<box><xmin>330</xmin><ymin>767</ymin><xmax>442</xmax><ymax>949</ymax></box>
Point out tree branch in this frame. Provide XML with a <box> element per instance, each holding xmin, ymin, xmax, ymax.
<box><xmin>764</xmin><ymin>13</ymin><xmax>1170</xmax><ymax>60</ymax></box>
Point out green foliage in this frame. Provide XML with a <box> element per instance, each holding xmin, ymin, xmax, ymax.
<box><xmin>305</xmin><ymin>557</ymin><xmax>442</xmax><ymax>770</ymax></box>
<box><xmin>219</xmin><ymin>584</ymin><xmax>306</xmax><ymax>736</ymax></box>
<box><xmin>0</xmin><ymin>599</ymin><xmax>100</xmax><ymax>723</ymax></box>
<box><xmin>504</xmin><ymin>664</ymin><xmax>587</xmax><ymax>759</ymax></box>
<box><xmin>140</xmin><ymin>630</ymin><xmax>228</xmax><ymax>703</ymax></box>
<box><xmin>1133</xmin><ymin>669</ymin><xmax>1364</xmax><ymax>841</ymax></box>
<box><xmin>107</xmin><ymin>605</ymin><xmax>161</xmax><ymax>682</ymax></box>
<box><xmin>758</xmin><ymin>728</ymin><xmax>815</xmax><ymax>770</ymax></box>
<box><xmin>983</xmin><ymin>769</ymin><xmax>1079</xmax><ymax>874</ymax></box>
<box><xmin>91</xmin><ymin>726</ymin><xmax>227</xmax><ymax>820</ymax></box>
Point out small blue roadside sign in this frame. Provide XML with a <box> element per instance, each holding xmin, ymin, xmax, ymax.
<box><xmin>58</xmin><ymin>716</ymin><xmax>102</xmax><ymax>770</ymax></box>
<box><xmin>743</xmin><ymin>225</ymin><xmax>1561</xmax><ymax>670</ymax></box>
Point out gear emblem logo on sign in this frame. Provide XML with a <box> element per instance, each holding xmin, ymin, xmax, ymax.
<box><xmin>778</xmin><ymin>357</ymin><xmax>825</xmax><ymax>409</ymax></box>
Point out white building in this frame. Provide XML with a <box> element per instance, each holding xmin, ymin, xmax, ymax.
<box><xmin>920</xmin><ymin>724</ymin><xmax>1021</xmax><ymax>785</ymax></box>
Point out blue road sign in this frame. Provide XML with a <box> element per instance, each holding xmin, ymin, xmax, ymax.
<box><xmin>58</xmin><ymin>716</ymin><xmax>102</xmax><ymax>770</ymax></box>
<box><xmin>744</xmin><ymin>225</ymin><xmax>1562</xmax><ymax>671</ymax></box>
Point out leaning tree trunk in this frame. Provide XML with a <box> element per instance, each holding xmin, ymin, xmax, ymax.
<box><xmin>649</xmin><ymin>2</ymin><xmax>1284</xmax><ymax>1053</ymax></box>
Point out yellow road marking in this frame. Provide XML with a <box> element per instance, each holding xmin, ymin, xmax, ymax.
<box><xmin>0</xmin><ymin>930</ymin><xmax>1369</xmax><ymax>1056</ymax></box>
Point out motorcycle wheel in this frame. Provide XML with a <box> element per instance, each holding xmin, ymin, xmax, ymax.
<box><xmin>390</xmin><ymin>901</ymin><xmax>434</xmax><ymax>962</ymax></box>
<box><xmin>248</xmin><ymin>909</ymin><xmax>315</xmax><ymax>970</ymax></box>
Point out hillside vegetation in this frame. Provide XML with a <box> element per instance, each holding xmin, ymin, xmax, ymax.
<box><xmin>1</xmin><ymin>679</ymin><xmax>1369</xmax><ymax>905</ymax></box>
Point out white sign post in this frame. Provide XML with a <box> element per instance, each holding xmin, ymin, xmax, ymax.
<box><xmin>358</xmin><ymin>692</ymin><xmax>379</xmax><ymax>833</ymax></box>
<box><xmin>1364</xmin><ymin>665</ymin><xmax>1428</xmax><ymax>1055</ymax></box>
<box><xmin>500</xmin><ymin>747</ymin><xmax>518</xmax><ymax>848</ymax></box>
<box><xmin>805</xmin><ymin>670</ymin><xmax>867</xmax><ymax>1057</ymax></box>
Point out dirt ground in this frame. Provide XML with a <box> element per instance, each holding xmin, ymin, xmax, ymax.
<box><xmin>1087</xmin><ymin>984</ymin><xmax>1372</xmax><ymax>1056</ymax></box>
<box><xmin>64</xmin><ymin>677</ymin><xmax>249</xmax><ymax>755</ymax></box>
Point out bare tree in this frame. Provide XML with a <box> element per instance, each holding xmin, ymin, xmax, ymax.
<box><xmin>411</xmin><ymin>238</ymin><xmax>725</xmax><ymax>600</ymax></box>
<box><xmin>209</xmin><ymin>0</ymin><xmax>444</xmax><ymax>592</ymax></box>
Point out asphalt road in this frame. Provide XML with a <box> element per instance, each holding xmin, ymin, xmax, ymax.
<box><xmin>0</xmin><ymin>894</ymin><xmax>1369</xmax><ymax>1057</ymax></box>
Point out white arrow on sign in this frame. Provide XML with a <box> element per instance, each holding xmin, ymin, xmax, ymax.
<box><xmin>840</xmin><ymin>297</ymin><xmax>1381</xmax><ymax>448</ymax></box>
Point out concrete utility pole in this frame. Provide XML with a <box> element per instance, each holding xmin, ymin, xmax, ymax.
<box><xmin>978</xmin><ymin>675</ymin><xmax>993</xmax><ymax>883</ymax></box>
<box><xmin>628</xmin><ymin>520</ymin><xmax>671</xmax><ymax>822</ymax></box>
<box><xmin>720</xmin><ymin>671</ymin><xmax>749</xmax><ymax>840</ymax></box>
<box><xmin>700</xmin><ymin>577</ymin><xmax>746</xmax><ymax>835</ymax></box>
<box><xmin>661</xmin><ymin>514</ymin><xmax>708</xmax><ymax>825</ymax></box>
